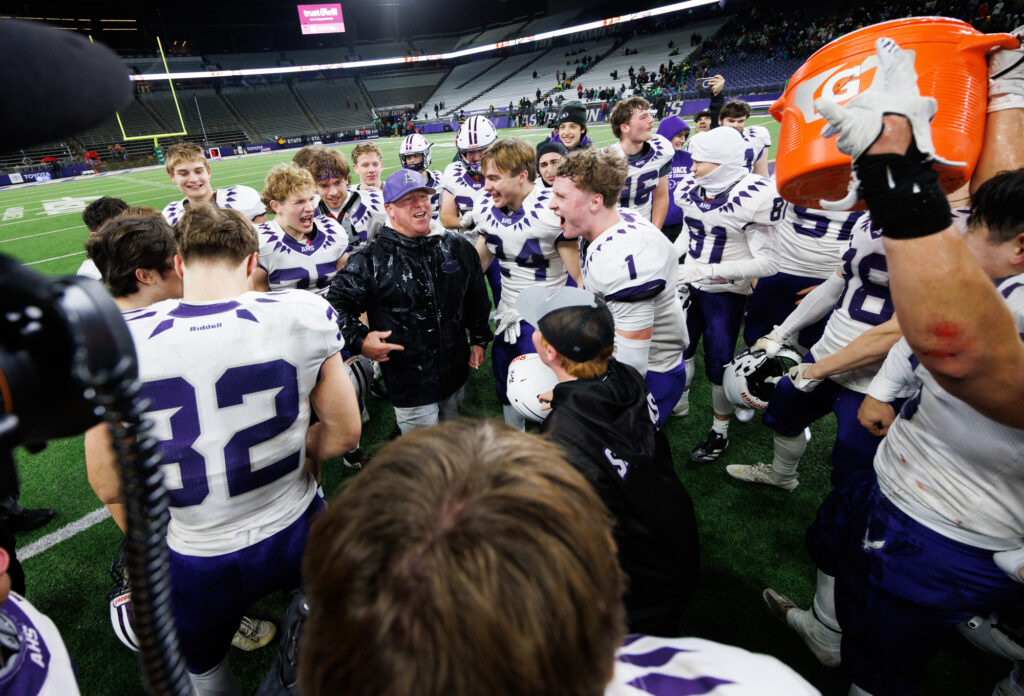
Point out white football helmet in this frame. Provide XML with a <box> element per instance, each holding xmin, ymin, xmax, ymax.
<box><xmin>723</xmin><ymin>347</ymin><xmax>803</xmax><ymax>410</ymax></box>
<box><xmin>108</xmin><ymin>544</ymin><xmax>140</xmax><ymax>652</ymax></box>
<box><xmin>456</xmin><ymin>116</ymin><xmax>497</xmax><ymax>171</ymax></box>
<box><xmin>399</xmin><ymin>133</ymin><xmax>432</xmax><ymax>171</ymax></box>
<box><xmin>345</xmin><ymin>354</ymin><xmax>374</xmax><ymax>405</ymax></box>
<box><xmin>506</xmin><ymin>353</ymin><xmax>559</xmax><ymax>423</ymax></box>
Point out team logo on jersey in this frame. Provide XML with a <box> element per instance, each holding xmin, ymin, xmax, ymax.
<box><xmin>793</xmin><ymin>54</ymin><xmax>880</xmax><ymax>124</ymax></box>
<box><xmin>441</xmin><ymin>259</ymin><xmax>461</xmax><ymax>274</ymax></box>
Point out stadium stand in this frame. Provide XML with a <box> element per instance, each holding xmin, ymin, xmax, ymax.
<box><xmin>455</xmin><ymin>49</ymin><xmax>552</xmax><ymax>114</ymax></box>
<box><xmin>123</xmin><ymin>55</ymin><xmax>206</xmax><ymax>75</ymax></box>
<box><xmin>293</xmin><ymin>78</ymin><xmax>376</xmax><ymax>130</ymax></box>
<box><xmin>75</xmin><ymin>99</ymin><xmax>164</xmax><ymax>150</ymax></box>
<box><xmin>422</xmin><ymin>57</ymin><xmax>504</xmax><ymax>116</ymax></box>
<box><xmin>209</xmin><ymin>51</ymin><xmax>284</xmax><ymax>70</ymax></box>
<box><xmin>452</xmin><ymin>30</ymin><xmax>484</xmax><ymax>50</ymax></box>
<box><xmin>350</xmin><ymin>40</ymin><xmax>413</xmax><ymax>61</ymax></box>
<box><xmin>595</xmin><ymin>18</ymin><xmax>727</xmax><ymax>91</ymax></box>
<box><xmin>220</xmin><ymin>84</ymin><xmax>316</xmax><ymax>139</ymax></box>
<box><xmin>284</xmin><ymin>47</ymin><xmax>351</xmax><ymax>66</ymax></box>
<box><xmin>140</xmin><ymin>89</ymin><xmax>249</xmax><ymax>144</ymax></box>
<box><xmin>409</xmin><ymin>36</ymin><xmax>461</xmax><ymax>55</ymax></box>
<box><xmin>361</xmin><ymin>70</ymin><xmax>447</xmax><ymax>109</ymax></box>
<box><xmin>468</xmin><ymin>22</ymin><xmax>529</xmax><ymax>47</ymax></box>
<box><xmin>516</xmin><ymin>9</ymin><xmax>582</xmax><ymax>36</ymax></box>
<box><xmin>535</xmin><ymin>39</ymin><xmax>618</xmax><ymax>100</ymax></box>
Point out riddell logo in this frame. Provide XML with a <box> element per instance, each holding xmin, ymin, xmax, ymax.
<box><xmin>793</xmin><ymin>53</ymin><xmax>881</xmax><ymax>124</ymax></box>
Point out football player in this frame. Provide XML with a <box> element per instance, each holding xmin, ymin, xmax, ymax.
<box><xmin>606</xmin><ymin>97</ymin><xmax>672</xmax><ymax>228</ymax></box>
<box><xmin>161</xmin><ymin>142</ymin><xmax>266</xmax><ymax>226</ymax></box>
<box><xmin>550</xmin><ymin>149</ymin><xmax>688</xmax><ymax>425</ymax></box>
<box><xmin>350</xmin><ymin>142</ymin><xmax>383</xmax><ymax>191</ymax></box>
<box><xmin>398</xmin><ymin>133</ymin><xmax>443</xmax><ymax>219</ymax></box>
<box><xmin>253</xmin><ymin>164</ymin><xmax>349</xmax><ymax>295</ymax></box>
<box><xmin>292</xmin><ymin>145</ymin><xmax>385</xmax><ymax>248</ymax></box>
<box><xmin>473</xmin><ymin>138</ymin><xmax>582</xmax><ymax>429</ymax></box>
<box><xmin>88</xmin><ymin>204</ymin><xmax>361</xmax><ymax>695</ymax></box>
<box><xmin>672</xmin><ymin>126</ymin><xmax>783</xmax><ymax>461</ymax></box>
<box><xmin>717</xmin><ymin>99</ymin><xmax>772</xmax><ymax>176</ymax></box>
<box><xmin>78</xmin><ymin>196</ymin><xmax>128</xmax><ymax>280</ymax></box>
<box><xmin>742</xmin><ymin>203</ymin><xmax>865</xmax><ymax>352</ymax></box>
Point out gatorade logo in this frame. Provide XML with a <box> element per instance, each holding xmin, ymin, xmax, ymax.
<box><xmin>793</xmin><ymin>53</ymin><xmax>880</xmax><ymax>124</ymax></box>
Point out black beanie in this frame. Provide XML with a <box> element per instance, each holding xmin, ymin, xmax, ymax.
<box><xmin>555</xmin><ymin>101</ymin><xmax>587</xmax><ymax>128</ymax></box>
<box><xmin>536</xmin><ymin>141</ymin><xmax>568</xmax><ymax>160</ymax></box>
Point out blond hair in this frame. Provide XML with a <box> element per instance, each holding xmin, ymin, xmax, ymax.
<box><xmin>480</xmin><ymin>138</ymin><xmax>536</xmax><ymax>182</ymax></box>
<box><xmin>261</xmin><ymin>163</ymin><xmax>316</xmax><ymax>208</ymax></box>
<box><xmin>351</xmin><ymin>142</ymin><xmax>383</xmax><ymax>165</ymax></box>
<box><xmin>553</xmin><ymin>149</ymin><xmax>627</xmax><ymax>209</ymax></box>
<box><xmin>164</xmin><ymin>142</ymin><xmax>208</xmax><ymax>174</ymax></box>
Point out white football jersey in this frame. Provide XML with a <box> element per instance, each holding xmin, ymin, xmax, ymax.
<box><xmin>675</xmin><ymin>172</ymin><xmax>784</xmax><ymax>295</ymax></box>
<box><xmin>810</xmin><ymin>215</ymin><xmax>892</xmax><ymax>393</ymax></box>
<box><xmin>607</xmin><ymin>635</ymin><xmax>819</xmax><ymax>696</ymax></box>
<box><xmin>77</xmin><ymin>257</ymin><xmax>101</xmax><ymax>280</ymax></box>
<box><xmin>875</xmin><ymin>274</ymin><xmax>1024</xmax><ymax>550</ymax></box>
<box><xmin>475</xmin><ymin>186</ymin><xmax>568</xmax><ymax>314</ymax></box>
<box><xmin>256</xmin><ymin>216</ymin><xmax>349</xmax><ymax>296</ymax></box>
<box><xmin>441</xmin><ymin>160</ymin><xmax>485</xmax><ymax>217</ymax></box>
<box><xmin>607</xmin><ymin>134</ymin><xmax>674</xmax><ymax>222</ymax></box>
<box><xmin>0</xmin><ymin>593</ymin><xmax>80</xmax><ymax>696</ymax></box>
<box><xmin>124</xmin><ymin>290</ymin><xmax>343</xmax><ymax>556</ymax></box>
<box><xmin>344</xmin><ymin>185</ymin><xmax>386</xmax><ymax>244</ymax></box>
<box><xmin>774</xmin><ymin>203</ymin><xmax>864</xmax><ymax>279</ymax></box>
<box><xmin>422</xmin><ymin>168</ymin><xmax>443</xmax><ymax>220</ymax></box>
<box><xmin>161</xmin><ymin>185</ymin><xmax>265</xmax><ymax>226</ymax></box>
<box><xmin>741</xmin><ymin>125</ymin><xmax>772</xmax><ymax>171</ymax></box>
<box><xmin>582</xmin><ymin>208</ymin><xmax>687</xmax><ymax>373</ymax></box>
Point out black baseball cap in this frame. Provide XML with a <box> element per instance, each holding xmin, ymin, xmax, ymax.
<box><xmin>517</xmin><ymin>286</ymin><xmax>614</xmax><ymax>362</ymax></box>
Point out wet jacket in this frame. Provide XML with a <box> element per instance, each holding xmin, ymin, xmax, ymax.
<box><xmin>541</xmin><ymin>360</ymin><xmax>700</xmax><ymax>636</ymax></box>
<box><xmin>327</xmin><ymin>226</ymin><xmax>492</xmax><ymax>408</ymax></box>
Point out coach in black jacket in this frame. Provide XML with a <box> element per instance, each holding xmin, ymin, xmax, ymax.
<box><xmin>328</xmin><ymin>169</ymin><xmax>491</xmax><ymax>433</ymax></box>
<box><xmin>518</xmin><ymin>285</ymin><xmax>700</xmax><ymax>637</ymax></box>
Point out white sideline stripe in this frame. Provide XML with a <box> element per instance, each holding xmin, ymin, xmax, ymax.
<box><xmin>25</xmin><ymin>251</ymin><xmax>84</xmax><ymax>265</ymax></box>
<box><xmin>20</xmin><ymin>507</ymin><xmax>110</xmax><ymax>560</ymax></box>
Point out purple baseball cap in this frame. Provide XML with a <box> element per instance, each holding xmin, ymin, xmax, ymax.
<box><xmin>382</xmin><ymin>168</ymin><xmax>436</xmax><ymax>204</ymax></box>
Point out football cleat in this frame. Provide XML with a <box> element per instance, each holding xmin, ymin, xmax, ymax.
<box><xmin>690</xmin><ymin>430</ymin><xmax>728</xmax><ymax>463</ymax></box>
<box><xmin>398</xmin><ymin>133</ymin><xmax>433</xmax><ymax>171</ymax></box>
<box><xmin>763</xmin><ymin>588</ymin><xmax>841</xmax><ymax>667</ymax></box>
<box><xmin>726</xmin><ymin>463</ymin><xmax>799</xmax><ymax>491</ymax></box>
<box><xmin>108</xmin><ymin>542</ymin><xmax>140</xmax><ymax>652</ymax></box>
<box><xmin>456</xmin><ymin>116</ymin><xmax>498</xmax><ymax>171</ymax></box>
<box><xmin>231</xmin><ymin>616</ymin><xmax>276</xmax><ymax>651</ymax></box>
<box><xmin>723</xmin><ymin>347</ymin><xmax>803</xmax><ymax>410</ymax></box>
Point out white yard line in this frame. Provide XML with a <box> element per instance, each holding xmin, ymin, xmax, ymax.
<box><xmin>19</xmin><ymin>507</ymin><xmax>110</xmax><ymax>561</ymax></box>
<box><xmin>24</xmin><ymin>251</ymin><xmax>85</xmax><ymax>265</ymax></box>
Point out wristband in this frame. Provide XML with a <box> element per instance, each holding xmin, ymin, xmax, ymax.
<box><xmin>854</xmin><ymin>148</ymin><xmax>951</xmax><ymax>240</ymax></box>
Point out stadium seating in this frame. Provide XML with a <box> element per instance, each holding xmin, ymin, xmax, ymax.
<box><xmin>422</xmin><ymin>57</ymin><xmax>504</xmax><ymax>116</ymax></box>
<box><xmin>708</xmin><ymin>57</ymin><xmax>805</xmax><ymax>95</ymax></box>
<box><xmin>285</xmin><ymin>47</ymin><xmax>351</xmax><ymax>67</ymax></box>
<box><xmin>516</xmin><ymin>9</ymin><xmax>582</xmax><ymax>37</ymax></box>
<box><xmin>220</xmin><ymin>84</ymin><xmax>316</xmax><ymax>139</ymax></box>
<box><xmin>140</xmin><ymin>89</ymin><xmax>248</xmax><ymax>143</ymax></box>
<box><xmin>532</xmin><ymin>39</ymin><xmax>618</xmax><ymax>101</ymax></box>
<box><xmin>409</xmin><ymin>36</ymin><xmax>461</xmax><ymax>55</ymax></box>
<box><xmin>124</xmin><ymin>55</ymin><xmax>206</xmax><ymax>76</ymax></box>
<box><xmin>74</xmin><ymin>98</ymin><xmax>165</xmax><ymax>150</ymax></box>
<box><xmin>293</xmin><ymin>78</ymin><xmax>375</xmax><ymax>130</ymax></box>
<box><xmin>350</xmin><ymin>41</ymin><xmax>413</xmax><ymax>61</ymax></box>
<box><xmin>455</xmin><ymin>49</ymin><xmax>551</xmax><ymax>114</ymax></box>
<box><xmin>362</xmin><ymin>70</ymin><xmax>447</xmax><ymax>109</ymax></box>
<box><xmin>209</xmin><ymin>52</ymin><xmax>284</xmax><ymax>70</ymax></box>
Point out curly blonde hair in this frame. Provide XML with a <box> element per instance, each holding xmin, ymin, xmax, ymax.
<box><xmin>262</xmin><ymin>164</ymin><xmax>316</xmax><ymax>207</ymax></box>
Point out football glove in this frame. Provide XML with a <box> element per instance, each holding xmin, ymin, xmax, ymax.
<box><xmin>787</xmin><ymin>363</ymin><xmax>823</xmax><ymax>392</ymax></box>
<box><xmin>752</xmin><ymin>327</ymin><xmax>788</xmax><ymax>358</ymax></box>
<box><xmin>994</xmin><ymin>548</ymin><xmax>1024</xmax><ymax>584</ymax></box>
<box><xmin>460</xmin><ymin>211</ymin><xmax>476</xmax><ymax>230</ymax></box>
<box><xmin>989</xmin><ymin>26</ymin><xmax>1024</xmax><ymax>113</ymax></box>
<box><xmin>678</xmin><ymin>262</ymin><xmax>714</xmax><ymax>286</ymax></box>
<box><xmin>492</xmin><ymin>308</ymin><xmax>522</xmax><ymax>344</ymax></box>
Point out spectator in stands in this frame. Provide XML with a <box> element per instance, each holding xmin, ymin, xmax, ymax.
<box><xmin>535</xmin><ymin>141</ymin><xmax>567</xmax><ymax>190</ymax></box>
<box><xmin>543</xmin><ymin>100</ymin><xmax>591</xmax><ymax>153</ymax></box>
<box><xmin>655</xmin><ymin>116</ymin><xmax>691</xmax><ymax>244</ymax></box>
<box><xmin>297</xmin><ymin>419</ymin><xmax>817</xmax><ymax>696</ymax></box>
<box><xmin>327</xmin><ymin>169</ymin><xmax>491</xmax><ymax>434</ymax></box>
<box><xmin>351</xmin><ymin>142</ymin><xmax>383</xmax><ymax>191</ymax></box>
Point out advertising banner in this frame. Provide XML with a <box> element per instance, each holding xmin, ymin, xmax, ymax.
<box><xmin>297</xmin><ymin>4</ymin><xmax>345</xmax><ymax>35</ymax></box>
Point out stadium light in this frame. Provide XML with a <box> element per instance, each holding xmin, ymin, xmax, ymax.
<box><xmin>129</xmin><ymin>0</ymin><xmax>719</xmax><ymax>81</ymax></box>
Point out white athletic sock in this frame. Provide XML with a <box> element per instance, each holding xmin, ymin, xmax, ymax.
<box><xmin>711</xmin><ymin>416</ymin><xmax>730</xmax><ymax>436</ymax></box>
<box><xmin>189</xmin><ymin>657</ymin><xmax>241</xmax><ymax>696</ymax></box>
<box><xmin>684</xmin><ymin>357</ymin><xmax>696</xmax><ymax>388</ymax></box>
<box><xmin>812</xmin><ymin>571</ymin><xmax>841</xmax><ymax>632</ymax></box>
<box><xmin>711</xmin><ymin>383</ymin><xmax>733</xmax><ymax>418</ymax></box>
<box><xmin>502</xmin><ymin>404</ymin><xmax>526</xmax><ymax>431</ymax></box>
<box><xmin>771</xmin><ymin>432</ymin><xmax>807</xmax><ymax>478</ymax></box>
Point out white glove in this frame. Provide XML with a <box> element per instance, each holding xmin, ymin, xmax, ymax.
<box><xmin>677</xmin><ymin>262</ymin><xmax>714</xmax><ymax>286</ymax></box>
<box><xmin>994</xmin><ymin>547</ymin><xmax>1024</xmax><ymax>584</ymax></box>
<box><xmin>988</xmin><ymin>26</ymin><xmax>1024</xmax><ymax>112</ymax></box>
<box><xmin>787</xmin><ymin>363</ymin><xmax>823</xmax><ymax>392</ymax></box>
<box><xmin>814</xmin><ymin>37</ymin><xmax>965</xmax><ymax>210</ymax></box>
<box><xmin>460</xmin><ymin>211</ymin><xmax>476</xmax><ymax>230</ymax></box>
<box><xmin>752</xmin><ymin>327</ymin><xmax>787</xmax><ymax>358</ymax></box>
<box><xmin>492</xmin><ymin>308</ymin><xmax>522</xmax><ymax>344</ymax></box>
<box><xmin>676</xmin><ymin>276</ymin><xmax>691</xmax><ymax>311</ymax></box>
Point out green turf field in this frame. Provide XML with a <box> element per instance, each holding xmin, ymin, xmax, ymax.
<box><xmin>0</xmin><ymin>119</ymin><xmax>1008</xmax><ymax>695</ymax></box>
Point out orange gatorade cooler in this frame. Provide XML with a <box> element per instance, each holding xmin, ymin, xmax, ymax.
<box><xmin>770</xmin><ymin>17</ymin><xmax>1017</xmax><ymax>208</ymax></box>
